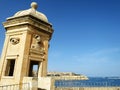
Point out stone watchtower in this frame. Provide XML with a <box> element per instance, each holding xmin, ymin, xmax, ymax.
<box><xmin>0</xmin><ymin>2</ymin><xmax>53</xmax><ymax>88</ymax></box>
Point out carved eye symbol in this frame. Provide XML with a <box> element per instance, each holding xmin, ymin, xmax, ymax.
<box><xmin>10</xmin><ymin>38</ymin><xmax>20</xmax><ymax>45</ymax></box>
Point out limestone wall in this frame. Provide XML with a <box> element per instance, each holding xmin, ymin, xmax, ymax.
<box><xmin>38</xmin><ymin>77</ymin><xmax>55</xmax><ymax>90</ymax></box>
<box><xmin>53</xmin><ymin>76</ymin><xmax>88</xmax><ymax>80</ymax></box>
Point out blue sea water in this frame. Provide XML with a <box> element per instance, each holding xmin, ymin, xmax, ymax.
<box><xmin>55</xmin><ymin>77</ymin><xmax>120</xmax><ymax>87</ymax></box>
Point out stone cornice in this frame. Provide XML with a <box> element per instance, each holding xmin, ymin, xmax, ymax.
<box><xmin>3</xmin><ymin>15</ymin><xmax>54</xmax><ymax>35</ymax></box>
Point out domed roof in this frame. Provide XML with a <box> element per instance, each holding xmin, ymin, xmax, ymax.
<box><xmin>13</xmin><ymin>2</ymin><xmax>48</xmax><ymax>23</ymax></box>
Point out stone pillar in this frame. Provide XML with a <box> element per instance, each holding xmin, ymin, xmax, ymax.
<box><xmin>42</xmin><ymin>40</ymin><xmax>49</xmax><ymax>77</ymax></box>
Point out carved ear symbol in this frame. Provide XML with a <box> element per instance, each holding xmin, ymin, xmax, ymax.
<box><xmin>10</xmin><ymin>38</ymin><xmax>20</xmax><ymax>45</ymax></box>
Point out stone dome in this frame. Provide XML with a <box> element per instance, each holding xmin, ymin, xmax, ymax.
<box><xmin>13</xmin><ymin>2</ymin><xmax>48</xmax><ymax>23</ymax></box>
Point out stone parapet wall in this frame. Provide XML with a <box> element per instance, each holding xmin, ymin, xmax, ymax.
<box><xmin>38</xmin><ymin>77</ymin><xmax>55</xmax><ymax>90</ymax></box>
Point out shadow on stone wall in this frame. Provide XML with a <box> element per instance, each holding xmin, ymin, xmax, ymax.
<box><xmin>38</xmin><ymin>88</ymin><xmax>46</xmax><ymax>90</ymax></box>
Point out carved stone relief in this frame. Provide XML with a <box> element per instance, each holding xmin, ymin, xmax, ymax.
<box><xmin>31</xmin><ymin>34</ymin><xmax>45</xmax><ymax>54</ymax></box>
<box><xmin>10</xmin><ymin>37</ymin><xmax>20</xmax><ymax>45</ymax></box>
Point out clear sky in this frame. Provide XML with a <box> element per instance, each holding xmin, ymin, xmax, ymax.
<box><xmin>0</xmin><ymin>0</ymin><xmax>120</xmax><ymax>77</ymax></box>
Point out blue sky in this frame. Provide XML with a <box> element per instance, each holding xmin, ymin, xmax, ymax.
<box><xmin>0</xmin><ymin>0</ymin><xmax>120</xmax><ymax>77</ymax></box>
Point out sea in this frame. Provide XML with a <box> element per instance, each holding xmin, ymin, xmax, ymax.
<box><xmin>55</xmin><ymin>77</ymin><xmax>120</xmax><ymax>87</ymax></box>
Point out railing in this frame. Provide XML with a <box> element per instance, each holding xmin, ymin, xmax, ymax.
<box><xmin>54</xmin><ymin>78</ymin><xmax>120</xmax><ymax>87</ymax></box>
<box><xmin>55</xmin><ymin>79</ymin><xmax>120</xmax><ymax>90</ymax></box>
<box><xmin>55</xmin><ymin>79</ymin><xmax>120</xmax><ymax>87</ymax></box>
<box><xmin>55</xmin><ymin>87</ymin><xmax>120</xmax><ymax>90</ymax></box>
<box><xmin>0</xmin><ymin>83</ymin><xmax>30</xmax><ymax>90</ymax></box>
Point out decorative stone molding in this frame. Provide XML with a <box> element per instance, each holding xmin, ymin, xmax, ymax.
<box><xmin>10</xmin><ymin>37</ymin><xmax>20</xmax><ymax>45</ymax></box>
<box><xmin>3</xmin><ymin>16</ymin><xmax>53</xmax><ymax>34</ymax></box>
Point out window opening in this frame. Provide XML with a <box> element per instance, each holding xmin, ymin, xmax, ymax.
<box><xmin>5</xmin><ymin>59</ymin><xmax>15</xmax><ymax>76</ymax></box>
<box><xmin>29</xmin><ymin>61</ymin><xmax>39</xmax><ymax>77</ymax></box>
